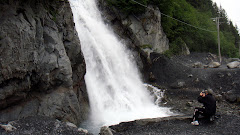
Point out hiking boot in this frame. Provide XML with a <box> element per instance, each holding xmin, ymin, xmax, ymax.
<box><xmin>191</xmin><ymin>120</ymin><xmax>199</xmax><ymax>126</ymax></box>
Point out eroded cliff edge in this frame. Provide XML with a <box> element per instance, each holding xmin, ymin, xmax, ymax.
<box><xmin>0</xmin><ymin>0</ymin><xmax>89</xmax><ymax>125</ymax></box>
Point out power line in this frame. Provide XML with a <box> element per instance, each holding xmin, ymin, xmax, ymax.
<box><xmin>131</xmin><ymin>0</ymin><xmax>217</xmax><ymax>33</ymax></box>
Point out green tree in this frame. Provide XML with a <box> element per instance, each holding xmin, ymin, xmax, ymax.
<box><xmin>106</xmin><ymin>0</ymin><xmax>240</xmax><ymax>58</ymax></box>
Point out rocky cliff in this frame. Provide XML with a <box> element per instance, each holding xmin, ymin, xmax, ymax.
<box><xmin>0</xmin><ymin>0</ymin><xmax>89</xmax><ymax>125</ymax></box>
<box><xmin>97</xmin><ymin>0</ymin><xmax>169</xmax><ymax>74</ymax></box>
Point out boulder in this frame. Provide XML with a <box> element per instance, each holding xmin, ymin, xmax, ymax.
<box><xmin>125</xmin><ymin>5</ymin><xmax>169</xmax><ymax>54</ymax></box>
<box><xmin>208</xmin><ymin>61</ymin><xmax>221</xmax><ymax>68</ymax></box>
<box><xmin>214</xmin><ymin>94</ymin><xmax>223</xmax><ymax>101</ymax></box>
<box><xmin>192</xmin><ymin>62</ymin><xmax>203</xmax><ymax>68</ymax></box>
<box><xmin>170</xmin><ymin>81</ymin><xmax>186</xmax><ymax>89</ymax></box>
<box><xmin>224</xmin><ymin>90</ymin><xmax>239</xmax><ymax>103</ymax></box>
<box><xmin>227</xmin><ymin>61</ymin><xmax>240</xmax><ymax>69</ymax></box>
<box><xmin>100</xmin><ymin>126</ymin><xmax>114</xmax><ymax>135</ymax></box>
<box><xmin>181</xmin><ymin>42</ymin><xmax>190</xmax><ymax>55</ymax></box>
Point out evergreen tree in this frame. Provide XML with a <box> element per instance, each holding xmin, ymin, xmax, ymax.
<box><xmin>106</xmin><ymin>0</ymin><xmax>240</xmax><ymax>58</ymax></box>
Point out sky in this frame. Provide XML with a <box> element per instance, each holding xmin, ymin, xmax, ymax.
<box><xmin>212</xmin><ymin>0</ymin><xmax>240</xmax><ymax>32</ymax></box>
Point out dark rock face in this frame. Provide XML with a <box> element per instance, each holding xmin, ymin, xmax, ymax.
<box><xmin>0</xmin><ymin>0</ymin><xmax>89</xmax><ymax>125</ymax></box>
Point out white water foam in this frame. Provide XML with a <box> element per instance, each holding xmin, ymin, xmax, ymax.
<box><xmin>69</xmin><ymin>0</ymin><xmax>172</xmax><ymax>133</ymax></box>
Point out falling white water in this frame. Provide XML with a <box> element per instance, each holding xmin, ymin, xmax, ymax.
<box><xmin>69</xmin><ymin>0</ymin><xmax>172</xmax><ymax>132</ymax></box>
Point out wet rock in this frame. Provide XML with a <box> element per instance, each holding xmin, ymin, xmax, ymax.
<box><xmin>100</xmin><ymin>126</ymin><xmax>113</xmax><ymax>135</ymax></box>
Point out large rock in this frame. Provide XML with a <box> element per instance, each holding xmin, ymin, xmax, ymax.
<box><xmin>98</xmin><ymin>2</ymin><xmax>169</xmax><ymax>54</ymax></box>
<box><xmin>122</xmin><ymin>5</ymin><xmax>169</xmax><ymax>54</ymax></box>
<box><xmin>224</xmin><ymin>90</ymin><xmax>240</xmax><ymax>103</ymax></box>
<box><xmin>0</xmin><ymin>0</ymin><xmax>89</xmax><ymax>125</ymax></box>
<box><xmin>227</xmin><ymin>61</ymin><xmax>240</xmax><ymax>69</ymax></box>
<box><xmin>208</xmin><ymin>61</ymin><xmax>221</xmax><ymax>68</ymax></box>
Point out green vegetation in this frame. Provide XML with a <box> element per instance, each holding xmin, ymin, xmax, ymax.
<box><xmin>140</xmin><ymin>44</ymin><xmax>152</xmax><ymax>49</ymax></box>
<box><xmin>106</xmin><ymin>0</ymin><xmax>240</xmax><ymax>58</ymax></box>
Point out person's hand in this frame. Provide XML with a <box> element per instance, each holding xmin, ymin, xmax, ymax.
<box><xmin>200</xmin><ymin>92</ymin><xmax>203</xmax><ymax>96</ymax></box>
<box><xmin>200</xmin><ymin>92</ymin><xmax>206</xmax><ymax>97</ymax></box>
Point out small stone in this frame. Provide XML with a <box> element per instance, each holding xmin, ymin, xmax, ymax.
<box><xmin>149</xmin><ymin>72</ymin><xmax>156</xmax><ymax>82</ymax></box>
<box><xmin>78</xmin><ymin>128</ymin><xmax>88</xmax><ymax>134</ymax></box>
<box><xmin>66</xmin><ymin>122</ymin><xmax>77</xmax><ymax>128</ymax></box>
<box><xmin>186</xmin><ymin>101</ymin><xmax>193</xmax><ymax>107</ymax></box>
<box><xmin>192</xmin><ymin>62</ymin><xmax>203</xmax><ymax>68</ymax></box>
<box><xmin>0</xmin><ymin>123</ymin><xmax>17</xmax><ymax>132</ymax></box>
<box><xmin>215</xmin><ymin>94</ymin><xmax>223</xmax><ymax>101</ymax></box>
<box><xmin>195</xmin><ymin>78</ymin><xmax>199</xmax><ymax>82</ymax></box>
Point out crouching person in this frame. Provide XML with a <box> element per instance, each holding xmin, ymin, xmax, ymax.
<box><xmin>191</xmin><ymin>90</ymin><xmax>216</xmax><ymax>126</ymax></box>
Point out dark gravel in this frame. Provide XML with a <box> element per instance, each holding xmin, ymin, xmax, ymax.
<box><xmin>0</xmin><ymin>116</ymin><xmax>92</xmax><ymax>135</ymax></box>
<box><xmin>109</xmin><ymin>114</ymin><xmax>240</xmax><ymax>135</ymax></box>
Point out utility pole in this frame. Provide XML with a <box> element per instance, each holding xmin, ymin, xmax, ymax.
<box><xmin>217</xmin><ymin>17</ymin><xmax>221</xmax><ymax>63</ymax></box>
<box><xmin>212</xmin><ymin>17</ymin><xmax>223</xmax><ymax>63</ymax></box>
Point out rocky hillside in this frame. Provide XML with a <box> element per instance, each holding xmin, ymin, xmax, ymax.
<box><xmin>0</xmin><ymin>0</ymin><xmax>89</xmax><ymax>125</ymax></box>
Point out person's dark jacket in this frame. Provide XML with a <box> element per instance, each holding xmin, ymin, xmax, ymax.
<box><xmin>197</xmin><ymin>94</ymin><xmax>216</xmax><ymax>115</ymax></box>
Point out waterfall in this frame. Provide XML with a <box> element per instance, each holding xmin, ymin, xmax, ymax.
<box><xmin>69</xmin><ymin>0</ymin><xmax>172</xmax><ymax>132</ymax></box>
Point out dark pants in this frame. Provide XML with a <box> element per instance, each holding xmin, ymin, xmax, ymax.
<box><xmin>192</xmin><ymin>107</ymin><xmax>210</xmax><ymax>121</ymax></box>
